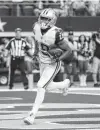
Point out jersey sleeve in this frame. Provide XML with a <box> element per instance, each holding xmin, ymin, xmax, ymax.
<box><xmin>55</xmin><ymin>28</ymin><xmax>64</xmax><ymax>46</ymax></box>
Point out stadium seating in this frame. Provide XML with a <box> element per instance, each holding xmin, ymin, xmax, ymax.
<box><xmin>0</xmin><ymin>0</ymin><xmax>99</xmax><ymax>17</ymax></box>
<box><xmin>23</xmin><ymin>5</ymin><xmax>33</xmax><ymax>16</ymax></box>
<box><xmin>0</xmin><ymin>5</ymin><xmax>10</xmax><ymax>16</ymax></box>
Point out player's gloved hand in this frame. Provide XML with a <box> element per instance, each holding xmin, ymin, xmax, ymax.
<box><xmin>53</xmin><ymin>54</ymin><xmax>60</xmax><ymax>62</ymax></box>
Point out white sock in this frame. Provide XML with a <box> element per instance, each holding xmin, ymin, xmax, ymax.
<box><xmin>28</xmin><ymin>74</ymin><xmax>34</xmax><ymax>90</ymax></box>
<box><xmin>31</xmin><ymin>87</ymin><xmax>45</xmax><ymax>116</ymax></box>
<box><xmin>79</xmin><ymin>75</ymin><xmax>83</xmax><ymax>86</ymax></box>
<box><xmin>47</xmin><ymin>79</ymin><xmax>70</xmax><ymax>91</ymax></box>
<box><xmin>83</xmin><ymin>75</ymin><xmax>87</xmax><ymax>86</ymax></box>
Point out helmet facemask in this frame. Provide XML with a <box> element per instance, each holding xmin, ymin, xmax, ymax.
<box><xmin>39</xmin><ymin>16</ymin><xmax>51</xmax><ymax>30</ymax></box>
<box><xmin>38</xmin><ymin>9</ymin><xmax>57</xmax><ymax>30</ymax></box>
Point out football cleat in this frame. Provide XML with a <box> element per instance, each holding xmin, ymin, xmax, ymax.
<box><xmin>24</xmin><ymin>113</ymin><xmax>35</xmax><ymax>125</ymax></box>
<box><xmin>62</xmin><ymin>79</ymin><xmax>70</xmax><ymax>96</ymax></box>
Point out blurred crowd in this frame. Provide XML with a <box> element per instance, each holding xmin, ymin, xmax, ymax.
<box><xmin>0</xmin><ymin>0</ymin><xmax>100</xmax><ymax>17</ymax></box>
<box><xmin>0</xmin><ymin>30</ymin><xmax>100</xmax><ymax>87</ymax></box>
<box><xmin>0</xmin><ymin>32</ymin><xmax>94</xmax><ymax>70</ymax></box>
<box><xmin>0</xmin><ymin>37</ymin><xmax>38</xmax><ymax>69</ymax></box>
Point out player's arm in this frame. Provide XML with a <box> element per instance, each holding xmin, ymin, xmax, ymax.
<box><xmin>55</xmin><ymin>29</ymin><xmax>72</xmax><ymax>61</ymax></box>
<box><xmin>58</xmin><ymin>40</ymin><xmax>72</xmax><ymax>61</ymax></box>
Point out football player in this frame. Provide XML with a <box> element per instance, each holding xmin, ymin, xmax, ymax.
<box><xmin>24</xmin><ymin>8</ymin><xmax>72</xmax><ymax>125</ymax></box>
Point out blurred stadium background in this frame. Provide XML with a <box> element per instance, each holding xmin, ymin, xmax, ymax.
<box><xmin>0</xmin><ymin>1</ymin><xmax>100</xmax><ymax>130</ymax></box>
<box><xmin>0</xmin><ymin>0</ymin><xmax>100</xmax><ymax>86</ymax></box>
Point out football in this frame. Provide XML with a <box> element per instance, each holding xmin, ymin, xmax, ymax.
<box><xmin>48</xmin><ymin>48</ymin><xmax>63</xmax><ymax>57</ymax></box>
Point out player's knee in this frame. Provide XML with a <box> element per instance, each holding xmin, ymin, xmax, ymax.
<box><xmin>37</xmin><ymin>87</ymin><xmax>45</xmax><ymax>93</ymax></box>
<box><xmin>37</xmin><ymin>81</ymin><xmax>44</xmax><ymax>88</ymax></box>
<box><xmin>45</xmin><ymin>82</ymin><xmax>54</xmax><ymax>91</ymax></box>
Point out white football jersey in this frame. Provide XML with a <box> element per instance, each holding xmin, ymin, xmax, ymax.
<box><xmin>33</xmin><ymin>22</ymin><xmax>64</xmax><ymax>64</ymax></box>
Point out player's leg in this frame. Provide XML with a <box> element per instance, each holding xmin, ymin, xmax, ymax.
<box><xmin>92</xmin><ymin>57</ymin><xmax>99</xmax><ymax>87</ymax></box>
<box><xmin>24</xmin><ymin>61</ymin><xmax>70</xmax><ymax>124</ymax></box>
<box><xmin>42</xmin><ymin>62</ymin><xmax>70</xmax><ymax>95</ymax></box>
<box><xmin>30</xmin><ymin>61</ymin><xmax>61</xmax><ymax>113</ymax></box>
<box><xmin>46</xmin><ymin>78</ymin><xmax>70</xmax><ymax>97</ymax></box>
<box><xmin>24</xmin><ymin>62</ymin><xmax>53</xmax><ymax>125</ymax></box>
<box><xmin>38</xmin><ymin>62</ymin><xmax>70</xmax><ymax>91</ymax></box>
<box><xmin>31</xmin><ymin>61</ymin><xmax>70</xmax><ymax>114</ymax></box>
